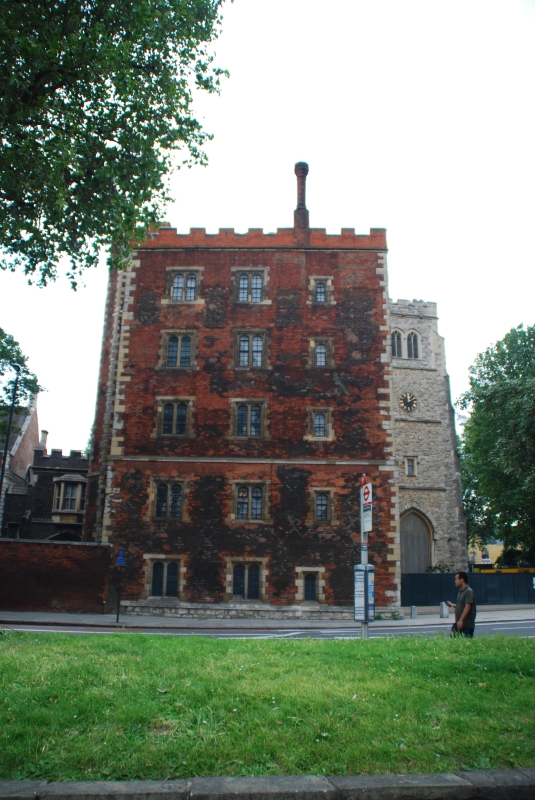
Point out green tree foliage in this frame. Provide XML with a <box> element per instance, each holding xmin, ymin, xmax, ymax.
<box><xmin>0</xmin><ymin>0</ymin><xmax>226</xmax><ymax>287</ymax></box>
<box><xmin>459</xmin><ymin>325</ymin><xmax>535</xmax><ymax>565</ymax></box>
<box><xmin>0</xmin><ymin>328</ymin><xmax>42</xmax><ymax>440</ymax></box>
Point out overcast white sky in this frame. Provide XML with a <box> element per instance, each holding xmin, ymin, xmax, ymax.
<box><xmin>2</xmin><ymin>0</ymin><xmax>535</xmax><ymax>451</ymax></box>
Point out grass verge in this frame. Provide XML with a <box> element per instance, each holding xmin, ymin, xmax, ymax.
<box><xmin>0</xmin><ymin>631</ymin><xmax>534</xmax><ymax>780</ymax></box>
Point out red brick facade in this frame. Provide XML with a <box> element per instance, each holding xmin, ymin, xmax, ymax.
<box><xmin>85</xmin><ymin>165</ymin><xmax>399</xmax><ymax>614</ymax></box>
<box><xmin>0</xmin><ymin>540</ymin><xmax>111</xmax><ymax>612</ymax></box>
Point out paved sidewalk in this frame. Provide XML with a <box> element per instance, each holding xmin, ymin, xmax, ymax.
<box><xmin>0</xmin><ymin>604</ymin><xmax>533</xmax><ymax>630</ymax></box>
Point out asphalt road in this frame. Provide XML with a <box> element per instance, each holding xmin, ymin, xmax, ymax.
<box><xmin>3</xmin><ymin>618</ymin><xmax>535</xmax><ymax>638</ymax></box>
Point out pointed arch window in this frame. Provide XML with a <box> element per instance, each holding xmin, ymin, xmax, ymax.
<box><xmin>185</xmin><ymin>274</ymin><xmax>196</xmax><ymax>301</ymax></box>
<box><xmin>232</xmin><ymin>562</ymin><xmax>261</xmax><ymax>599</ymax></box>
<box><xmin>407</xmin><ymin>332</ymin><xmax>419</xmax><ymax>359</ymax></box>
<box><xmin>169</xmin><ymin>270</ymin><xmax>202</xmax><ymax>302</ymax></box>
<box><xmin>392</xmin><ymin>331</ymin><xmax>402</xmax><ymax>358</ymax></box>
<box><xmin>149</xmin><ymin>559</ymin><xmax>182</xmax><ymax>598</ymax></box>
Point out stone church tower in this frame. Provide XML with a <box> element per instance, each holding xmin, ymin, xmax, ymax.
<box><xmin>388</xmin><ymin>299</ymin><xmax>467</xmax><ymax>575</ymax></box>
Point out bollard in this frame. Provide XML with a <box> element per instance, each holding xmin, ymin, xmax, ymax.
<box><xmin>410</xmin><ymin>605</ymin><xmax>417</xmax><ymax>619</ymax></box>
<box><xmin>440</xmin><ymin>601</ymin><xmax>449</xmax><ymax>619</ymax></box>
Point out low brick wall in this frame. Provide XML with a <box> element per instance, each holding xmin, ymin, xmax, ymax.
<box><xmin>0</xmin><ymin>539</ymin><xmax>111</xmax><ymax>613</ymax></box>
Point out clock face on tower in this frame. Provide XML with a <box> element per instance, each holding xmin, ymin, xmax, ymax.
<box><xmin>399</xmin><ymin>392</ymin><xmax>417</xmax><ymax>412</ymax></box>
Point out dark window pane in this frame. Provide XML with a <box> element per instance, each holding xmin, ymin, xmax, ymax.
<box><xmin>239</xmin><ymin>336</ymin><xmax>249</xmax><ymax>367</ymax></box>
<box><xmin>233</xmin><ymin>563</ymin><xmax>245</xmax><ymax>597</ymax></box>
<box><xmin>251</xmin><ymin>486</ymin><xmax>262</xmax><ymax>519</ymax></box>
<box><xmin>407</xmin><ymin>459</ymin><xmax>414</xmax><ymax>476</ymax></box>
<box><xmin>314</xmin><ymin>413</ymin><xmax>326</xmax><ymax>437</ymax></box>
<box><xmin>152</xmin><ymin>562</ymin><xmax>164</xmax><ymax>596</ymax></box>
<box><xmin>408</xmin><ymin>333</ymin><xmax>418</xmax><ymax>359</ymax></box>
<box><xmin>180</xmin><ymin>336</ymin><xmax>191</xmax><ymax>367</ymax></box>
<box><xmin>251</xmin><ymin>274</ymin><xmax>262</xmax><ymax>302</ymax></box>
<box><xmin>186</xmin><ymin>274</ymin><xmax>196</xmax><ymax>301</ymax></box>
<box><xmin>316</xmin><ymin>493</ymin><xmax>328</xmax><ymax>521</ymax></box>
<box><xmin>315</xmin><ymin>343</ymin><xmax>326</xmax><ymax>366</ymax></box>
<box><xmin>248</xmin><ymin>563</ymin><xmax>260</xmax><ymax>600</ymax></box>
<box><xmin>304</xmin><ymin>573</ymin><xmax>316</xmax><ymax>601</ymax></box>
<box><xmin>176</xmin><ymin>403</ymin><xmax>187</xmax><ymax>435</ymax></box>
<box><xmin>156</xmin><ymin>484</ymin><xmax>168</xmax><ymax>517</ymax></box>
<box><xmin>239</xmin><ymin>274</ymin><xmax>249</xmax><ymax>301</ymax></box>
<box><xmin>250</xmin><ymin>405</ymin><xmax>262</xmax><ymax>437</ymax></box>
<box><xmin>172</xmin><ymin>274</ymin><xmax>184</xmax><ymax>301</ymax></box>
<box><xmin>236</xmin><ymin>405</ymin><xmax>248</xmax><ymax>437</ymax></box>
<box><xmin>252</xmin><ymin>336</ymin><xmax>263</xmax><ymax>367</ymax></box>
<box><xmin>79</xmin><ymin>483</ymin><xmax>86</xmax><ymax>511</ymax></box>
<box><xmin>237</xmin><ymin>486</ymin><xmax>249</xmax><ymax>519</ymax></box>
<box><xmin>315</xmin><ymin>282</ymin><xmax>326</xmax><ymax>302</ymax></box>
<box><xmin>162</xmin><ymin>403</ymin><xmax>174</xmax><ymax>434</ymax></box>
<box><xmin>169</xmin><ymin>484</ymin><xmax>182</xmax><ymax>518</ymax></box>
<box><xmin>166</xmin><ymin>562</ymin><xmax>178</xmax><ymax>597</ymax></box>
<box><xmin>392</xmin><ymin>332</ymin><xmax>402</xmax><ymax>358</ymax></box>
<box><xmin>63</xmin><ymin>484</ymin><xmax>77</xmax><ymax>510</ymax></box>
<box><xmin>167</xmin><ymin>336</ymin><xmax>178</xmax><ymax>367</ymax></box>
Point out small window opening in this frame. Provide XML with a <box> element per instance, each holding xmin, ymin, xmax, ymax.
<box><xmin>233</xmin><ymin>563</ymin><xmax>245</xmax><ymax>597</ymax></box>
<box><xmin>180</xmin><ymin>336</ymin><xmax>191</xmax><ymax>367</ymax></box>
<box><xmin>304</xmin><ymin>573</ymin><xmax>317</xmax><ymax>601</ymax></box>
<box><xmin>315</xmin><ymin>343</ymin><xmax>326</xmax><ymax>366</ymax></box>
<box><xmin>392</xmin><ymin>331</ymin><xmax>402</xmax><ymax>358</ymax></box>
<box><xmin>315</xmin><ymin>282</ymin><xmax>326</xmax><ymax>302</ymax></box>
<box><xmin>185</xmin><ymin>274</ymin><xmax>196</xmax><ymax>301</ymax></box>
<box><xmin>316</xmin><ymin>493</ymin><xmax>328</xmax><ymax>521</ymax></box>
<box><xmin>314</xmin><ymin>412</ymin><xmax>326</xmax><ymax>437</ymax></box>
<box><xmin>167</xmin><ymin>336</ymin><xmax>178</xmax><ymax>367</ymax></box>
<box><xmin>407</xmin><ymin>333</ymin><xmax>419</xmax><ymax>359</ymax></box>
<box><xmin>152</xmin><ymin>562</ymin><xmax>164</xmax><ymax>596</ymax></box>
<box><xmin>172</xmin><ymin>274</ymin><xmax>184</xmax><ymax>301</ymax></box>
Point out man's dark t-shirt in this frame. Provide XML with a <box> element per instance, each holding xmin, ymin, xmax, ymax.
<box><xmin>455</xmin><ymin>585</ymin><xmax>476</xmax><ymax>628</ymax></box>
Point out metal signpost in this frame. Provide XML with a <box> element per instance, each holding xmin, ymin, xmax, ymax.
<box><xmin>354</xmin><ymin>474</ymin><xmax>375</xmax><ymax>639</ymax></box>
<box><xmin>116</xmin><ymin>548</ymin><xmax>125</xmax><ymax>623</ymax></box>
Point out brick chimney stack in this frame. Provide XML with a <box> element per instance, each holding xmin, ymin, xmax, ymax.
<box><xmin>294</xmin><ymin>162</ymin><xmax>309</xmax><ymax>230</ymax></box>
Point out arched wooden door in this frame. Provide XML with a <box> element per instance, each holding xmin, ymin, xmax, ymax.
<box><xmin>400</xmin><ymin>512</ymin><xmax>431</xmax><ymax>573</ymax></box>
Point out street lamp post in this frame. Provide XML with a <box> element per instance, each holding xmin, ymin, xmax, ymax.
<box><xmin>0</xmin><ymin>364</ymin><xmax>21</xmax><ymax>534</ymax></box>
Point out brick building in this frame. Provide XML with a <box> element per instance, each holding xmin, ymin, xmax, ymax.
<box><xmin>84</xmin><ymin>163</ymin><xmax>402</xmax><ymax>619</ymax></box>
<box><xmin>2</xmin><ymin>430</ymin><xmax>88</xmax><ymax>541</ymax></box>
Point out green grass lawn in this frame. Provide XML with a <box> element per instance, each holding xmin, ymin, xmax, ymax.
<box><xmin>0</xmin><ymin>631</ymin><xmax>534</xmax><ymax>781</ymax></box>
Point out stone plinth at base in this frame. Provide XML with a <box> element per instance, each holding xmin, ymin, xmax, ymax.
<box><xmin>121</xmin><ymin>599</ymin><xmax>405</xmax><ymax>621</ymax></box>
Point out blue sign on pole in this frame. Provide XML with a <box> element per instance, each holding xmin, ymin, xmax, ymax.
<box><xmin>117</xmin><ymin>556</ymin><xmax>125</xmax><ymax>566</ymax></box>
<box><xmin>118</xmin><ymin>548</ymin><xmax>124</xmax><ymax>558</ymax></box>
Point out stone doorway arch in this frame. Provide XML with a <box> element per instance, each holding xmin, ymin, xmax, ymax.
<box><xmin>400</xmin><ymin>510</ymin><xmax>432</xmax><ymax>573</ymax></box>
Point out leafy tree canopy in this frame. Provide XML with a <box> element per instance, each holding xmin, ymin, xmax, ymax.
<box><xmin>459</xmin><ymin>324</ymin><xmax>535</xmax><ymax>564</ymax></box>
<box><xmin>0</xmin><ymin>0</ymin><xmax>226</xmax><ymax>287</ymax></box>
<box><xmin>0</xmin><ymin>328</ymin><xmax>42</xmax><ymax>440</ymax></box>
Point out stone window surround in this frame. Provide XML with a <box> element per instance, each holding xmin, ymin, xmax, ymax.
<box><xmin>391</xmin><ymin>328</ymin><xmax>421</xmax><ymax>360</ymax></box>
<box><xmin>52</xmin><ymin>476</ymin><xmax>87</xmax><ymax>514</ymax></box>
<box><xmin>229</xmin><ymin>329</ymin><xmax>272</xmax><ymax>371</ymax></box>
<box><xmin>228</xmin><ymin>398</ymin><xmax>270</xmax><ymax>440</ymax></box>
<box><xmin>306</xmin><ymin>275</ymin><xmax>336</xmax><ymax>305</ymax></box>
<box><xmin>305</xmin><ymin>487</ymin><xmax>339</xmax><ymax>526</ymax></box>
<box><xmin>230</xmin><ymin>266</ymin><xmax>272</xmax><ymax>304</ymax></box>
<box><xmin>294</xmin><ymin>566</ymin><xmax>326</xmax><ymax>603</ymax></box>
<box><xmin>146</xmin><ymin>477</ymin><xmax>191</xmax><ymax>522</ymax></box>
<box><xmin>142</xmin><ymin>553</ymin><xmax>187</xmax><ymax>600</ymax></box>
<box><xmin>223</xmin><ymin>556</ymin><xmax>269</xmax><ymax>602</ymax></box>
<box><xmin>405</xmin><ymin>456</ymin><xmax>418</xmax><ymax>477</ymax></box>
<box><xmin>163</xmin><ymin>267</ymin><xmax>205</xmax><ymax>305</ymax></box>
<box><xmin>306</xmin><ymin>337</ymin><xmax>335</xmax><ymax>369</ymax></box>
<box><xmin>157</xmin><ymin>329</ymin><xmax>199</xmax><ymax>370</ymax></box>
<box><xmin>303</xmin><ymin>406</ymin><xmax>335</xmax><ymax>441</ymax></box>
<box><xmin>152</xmin><ymin>396</ymin><xmax>196</xmax><ymax>439</ymax></box>
<box><xmin>226</xmin><ymin>480</ymin><xmax>272</xmax><ymax>525</ymax></box>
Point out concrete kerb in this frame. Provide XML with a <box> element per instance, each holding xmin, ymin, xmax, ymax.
<box><xmin>1</xmin><ymin>770</ymin><xmax>535</xmax><ymax>800</ymax></box>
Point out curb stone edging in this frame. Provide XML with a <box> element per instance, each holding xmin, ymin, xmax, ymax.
<box><xmin>0</xmin><ymin>770</ymin><xmax>534</xmax><ymax>800</ymax></box>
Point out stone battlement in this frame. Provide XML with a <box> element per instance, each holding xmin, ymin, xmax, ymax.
<box><xmin>33</xmin><ymin>449</ymin><xmax>88</xmax><ymax>469</ymax></box>
<box><xmin>390</xmin><ymin>298</ymin><xmax>437</xmax><ymax>317</ymax></box>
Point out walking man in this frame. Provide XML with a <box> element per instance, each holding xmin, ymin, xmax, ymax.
<box><xmin>446</xmin><ymin>571</ymin><xmax>476</xmax><ymax>637</ymax></box>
